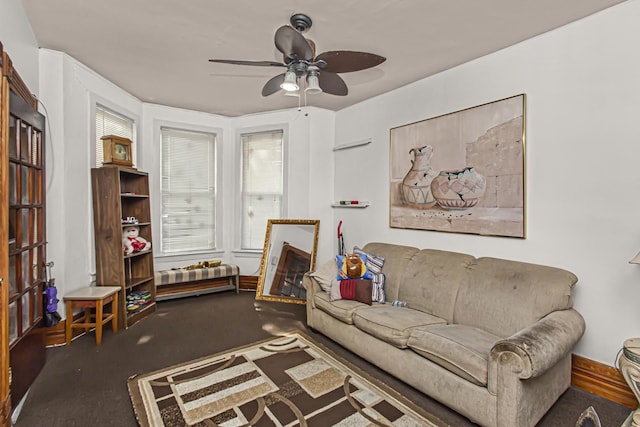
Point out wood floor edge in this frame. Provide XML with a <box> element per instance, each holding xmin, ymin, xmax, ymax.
<box><xmin>571</xmin><ymin>354</ymin><xmax>636</xmax><ymax>409</ymax></box>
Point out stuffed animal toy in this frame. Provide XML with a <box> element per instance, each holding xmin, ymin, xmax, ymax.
<box><xmin>122</xmin><ymin>225</ymin><xmax>151</xmax><ymax>255</ymax></box>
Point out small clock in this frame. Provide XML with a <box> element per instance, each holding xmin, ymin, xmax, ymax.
<box><xmin>101</xmin><ymin>135</ymin><xmax>133</xmax><ymax>167</ymax></box>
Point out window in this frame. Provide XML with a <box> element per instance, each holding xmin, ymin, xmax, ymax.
<box><xmin>161</xmin><ymin>127</ymin><xmax>217</xmax><ymax>254</ymax></box>
<box><xmin>95</xmin><ymin>105</ymin><xmax>134</xmax><ymax>167</ymax></box>
<box><xmin>240</xmin><ymin>130</ymin><xmax>284</xmax><ymax>250</ymax></box>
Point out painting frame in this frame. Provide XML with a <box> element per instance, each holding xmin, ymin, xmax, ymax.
<box><xmin>389</xmin><ymin>94</ymin><xmax>526</xmax><ymax>238</ymax></box>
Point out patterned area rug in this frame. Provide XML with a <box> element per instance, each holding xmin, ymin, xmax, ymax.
<box><xmin>128</xmin><ymin>331</ymin><xmax>445</xmax><ymax>426</ymax></box>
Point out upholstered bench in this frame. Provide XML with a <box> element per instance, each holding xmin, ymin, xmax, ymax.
<box><xmin>155</xmin><ymin>264</ymin><xmax>240</xmax><ymax>301</ymax></box>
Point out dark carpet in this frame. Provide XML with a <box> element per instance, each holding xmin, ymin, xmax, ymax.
<box><xmin>14</xmin><ymin>292</ymin><xmax>631</xmax><ymax>426</ymax></box>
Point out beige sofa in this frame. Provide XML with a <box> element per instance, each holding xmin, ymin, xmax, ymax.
<box><xmin>303</xmin><ymin>242</ymin><xmax>585</xmax><ymax>427</ymax></box>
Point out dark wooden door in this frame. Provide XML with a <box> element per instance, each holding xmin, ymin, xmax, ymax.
<box><xmin>6</xmin><ymin>89</ymin><xmax>46</xmax><ymax>409</ymax></box>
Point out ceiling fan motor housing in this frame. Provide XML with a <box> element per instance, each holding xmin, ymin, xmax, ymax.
<box><xmin>290</xmin><ymin>61</ymin><xmax>308</xmax><ymax>77</ymax></box>
<box><xmin>290</xmin><ymin>13</ymin><xmax>312</xmax><ymax>32</ymax></box>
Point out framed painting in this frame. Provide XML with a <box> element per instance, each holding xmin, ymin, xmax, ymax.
<box><xmin>390</xmin><ymin>94</ymin><xmax>526</xmax><ymax>238</ymax></box>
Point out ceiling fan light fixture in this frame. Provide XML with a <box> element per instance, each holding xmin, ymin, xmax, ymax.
<box><xmin>209</xmin><ymin>13</ymin><xmax>385</xmax><ymax>100</ymax></box>
<box><xmin>280</xmin><ymin>71</ymin><xmax>299</xmax><ymax>92</ymax></box>
<box><xmin>305</xmin><ymin>70</ymin><xmax>322</xmax><ymax>95</ymax></box>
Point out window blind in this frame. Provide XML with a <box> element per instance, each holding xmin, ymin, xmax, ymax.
<box><xmin>240</xmin><ymin>130</ymin><xmax>284</xmax><ymax>250</ymax></box>
<box><xmin>161</xmin><ymin>127</ymin><xmax>216</xmax><ymax>254</ymax></box>
<box><xmin>95</xmin><ymin>105</ymin><xmax>134</xmax><ymax>167</ymax></box>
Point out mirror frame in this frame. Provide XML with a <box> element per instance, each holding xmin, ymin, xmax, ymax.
<box><xmin>255</xmin><ymin>219</ymin><xmax>320</xmax><ymax>305</ymax></box>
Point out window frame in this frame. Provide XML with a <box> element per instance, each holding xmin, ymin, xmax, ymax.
<box><xmin>90</xmin><ymin>98</ymin><xmax>139</xmax><ymax>168</ymax></box>
<box><xmin>156</xmin><ymin>121</ymin><xmax>223</xmax><ymax>257</ymax></box>
<box><xmin>235</xmin><ymin>125</ymin><xmax>288</xmax><ymax>253</ymax></box>
<box><xmin>89</xmin><ymin>97</ymin><xmax>140</xmax><ymax>278</ymax></box>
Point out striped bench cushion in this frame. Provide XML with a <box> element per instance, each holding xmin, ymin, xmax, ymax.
<box><xmin>155</xmin><ymin>264</ymin><xmax>239</xmax><ymax>287</ymax></box>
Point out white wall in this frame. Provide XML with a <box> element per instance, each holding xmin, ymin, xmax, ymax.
<box><xmin>38</xmin><ymin>50</ymin><xmax>144</xmax><ymax>317</ymax></box>
<box><xmin>333</xmin><ymin>0</ymin><xmax>640</xmax><ymax>365</ymax></box>
<box><xmin>0</xmin><ymin>0</ymin><xmax>39</xmax><ymax>93</ymax></box>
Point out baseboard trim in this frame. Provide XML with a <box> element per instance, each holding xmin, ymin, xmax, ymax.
<box><xmin>43</xmin><ymin>313</ymin><xmax>87</xmax><ymax>347</ymax></box>
<box><xmin>572</xmin><ymin>354</ymin><xmax>636</xmax><ymax>409</ymax></box>
<box><xmin>1</xmin><ymin>392</ymin><xmax>11</xmax><ymax>427</ymax></box>
<box><xmin>239</xmin><ymin>275</ymin><xmax>258</xmax><ymax>291</ymax></box>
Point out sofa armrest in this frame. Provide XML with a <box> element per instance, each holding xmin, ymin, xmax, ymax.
<box><xmin>302</xmin><ymin>273</ymin><xmax>322</xmax><ymax>309</ymax></box>
<box><xmin>491</xmin><ymin>308</ymin><xmax>585</xmax><ymax>379</ymax></box>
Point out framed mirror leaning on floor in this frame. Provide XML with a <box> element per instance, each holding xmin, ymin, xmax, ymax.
<box><xmin>255</xmin><ymin>219</ymin><xmax>320</xmax><ymax>305</ymax></box>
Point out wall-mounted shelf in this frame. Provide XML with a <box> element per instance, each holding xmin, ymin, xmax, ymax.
<box><xmin>333</xmin><ymin>138</ymin><xmax>372</xmax><ymax>151</ymax></box>
<box><xmin>331</xmin><ymin>201</ymin><xmax>371</xmax><ymax>208</ymax></box>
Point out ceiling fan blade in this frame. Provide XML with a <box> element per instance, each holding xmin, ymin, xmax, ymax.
<box><xmin>274</xmin><ymin>25</ymin><xmax>313</xmax><ymax>60</ymax></box>
<box><xmin>315</xmin><ymin>51</ymin><xmax>386</xmax><ymax>73</ymax></box>
<box><xmin>262</xmin><ymin>73</ymin><xmax>286</xmax><ymax>96</ymax></box>
<box><xmin>318</xmin><ymin>72</ymin><xmax>348</xmax><ymax>96</ymax></box>
<box><xmin>209</xmin><ymin>59</ymin><xmax>286</xmax><ymax>67</ymax></box>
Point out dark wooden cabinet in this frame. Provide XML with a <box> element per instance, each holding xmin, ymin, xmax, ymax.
<box><xmin>1</xmin><ymin>43</ymin><xmax>48</xmax><ymax>421</ymax></box>
<box><xmin>91</xmin><ymin>166</ymin><xmax>156</xmax><ymax>328</ymax></box>
<box><xmin>271</xmin><ymin>244</ymin><xmax>310</xmax><ymax>299</ymax></box>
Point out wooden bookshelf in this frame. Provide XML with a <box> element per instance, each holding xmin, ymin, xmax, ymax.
<box><xmin>91</xmin><ymin>166</ymin><xmax>156</xmax><ymax>328</ymax></box>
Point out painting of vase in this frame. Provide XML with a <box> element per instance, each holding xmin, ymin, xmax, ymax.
<box><xmin>401</xmin><ymin>145</ymin><xmax>438</xmax><ymax>209</ymax></box>
<box><xmin>431</xmin><ymin>167</ymin><xmax>486</xmax><ymax>210</ymax></box>
<box><xmin>389</xmin><ymin>94</ymin><xmax>525</xmax><ymax>238</ymax></box>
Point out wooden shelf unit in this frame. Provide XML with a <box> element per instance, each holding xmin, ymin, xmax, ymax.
<box><xmin>91</xmin><ymin>166</ymin><xmax>156</xmax><ymax>329</ymax></box>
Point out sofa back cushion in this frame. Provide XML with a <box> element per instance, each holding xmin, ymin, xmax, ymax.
<box><xmin>454</xmin><ymin>257</ymin><xmax>577</xmax><ymax>337</ymax></box>
<box><xmin>362</xmin><ymin>243</ymin><xmax>419</xmax><ymax>302</ymax></box>
<box><xmin>398</xmin><ymin>249</ymin><xmax>475</xmax><ymax>323</ymax></box>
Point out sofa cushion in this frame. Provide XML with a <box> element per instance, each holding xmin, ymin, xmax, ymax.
<box><xmin>454</xmin><ymin>257</ymin><xmax>578</xmax><ymax>337</ymax></box>
<box><xmin>352</xmin><ymin>306</ymin><xmax>446</xmax><ymax>348</ymax></box>
<box><xmin>362</xmin><ymin>243</ymin><xmax>419</xmax><ymax>302</ymax></box>
<box><xmin>314</xmin><ymin>291</ymin><xmax>368</xmax><ymax>324</ymax></box>
<box><xmin>407</xmin><ymin>324</ymin><xmax>501</xmax><ymax>386</ymax></box>
<box><xmin>398</xmin><ymin>249</ymin><xmax>475</xmax><ymax>324</ymax></box>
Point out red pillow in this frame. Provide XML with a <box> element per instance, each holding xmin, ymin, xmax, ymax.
<box><xmin>340</xmin><ymin>279</ymin><xmax>372</xmax><ymax>305</ymax></box>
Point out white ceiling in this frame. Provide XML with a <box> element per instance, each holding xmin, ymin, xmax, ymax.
<box><xmin>21</xmin><ymin>0</ymin><xmax>624</xmax><ymax>117</ymax></box>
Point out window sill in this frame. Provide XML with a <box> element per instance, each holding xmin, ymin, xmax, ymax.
<box><xmin>231</xmin><ymin>249</ymin><xmax>263</xmax><ymax>258</ymax></box>
<box><xmin>155</xmin><ymin>250</ymin><xmax>225</xmax><ymax>260</ymax></box>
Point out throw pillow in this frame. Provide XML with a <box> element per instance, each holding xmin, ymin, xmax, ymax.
<box><xmin>309</xmin><ymin>259</ymin><xmax>338</xmax><ymax>293</ymax></box>
<box><xmin>339</xmin><ymin>279</ymin><xmax>373</xmax><ymax>305</ymax></box>
<box><xmin>329</xmin><ymin>279</ymin><xmax>342</xmax><ymax>301</ymax></box>
<box><xmin>370</xmin><ymin>272</ymin><xmax>386</xmax><ymax>304</ymax></box>
<box><xmin>336</xmin><ymin>254</ymin><xmax>372</xmax><ymax>280</ymax></box>
<box><xmin>353</xmin><ymin>246</ymin><xmax>385</xmax><ymax>274</ymax></box>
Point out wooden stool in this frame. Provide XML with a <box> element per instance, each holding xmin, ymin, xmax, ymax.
<box><xmin>64</xmin><ymin>286</ymin><xmax>120</xmax><ymax>346</ymax></box>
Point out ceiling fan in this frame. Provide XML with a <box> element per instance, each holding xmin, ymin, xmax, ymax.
<box><xmin>209</xmin><ymin>13</ymin><xmax>386</xmax><ymax>97</ymax></box>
